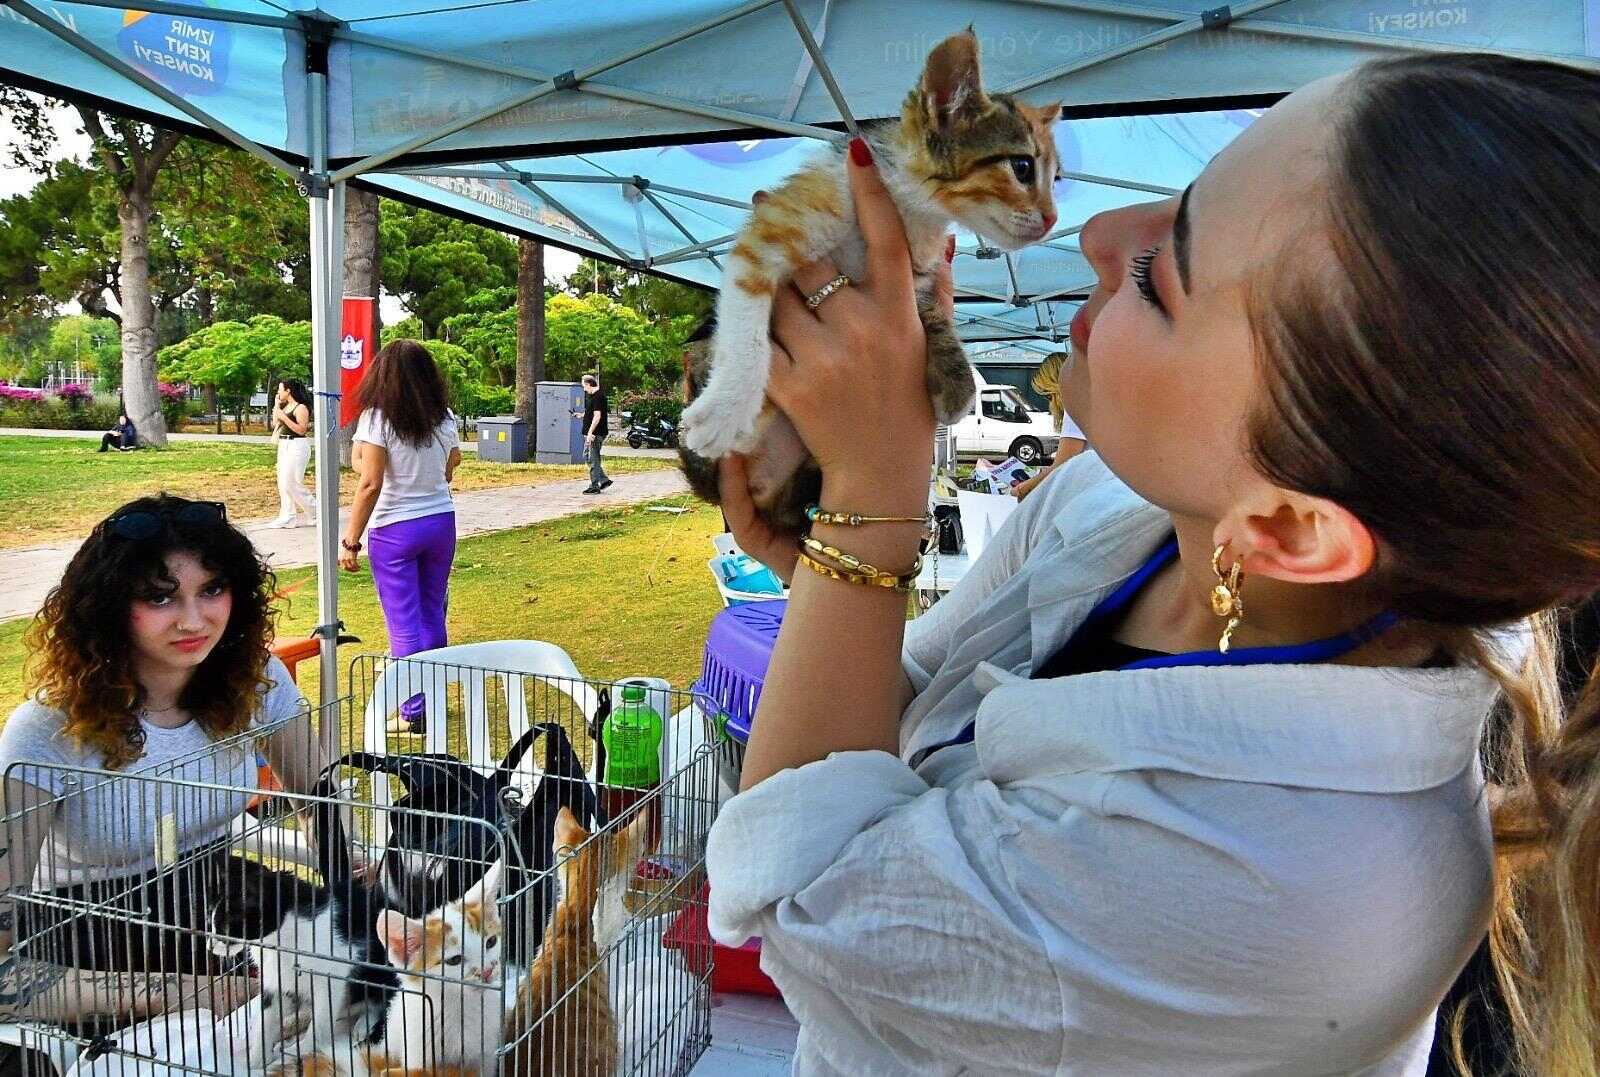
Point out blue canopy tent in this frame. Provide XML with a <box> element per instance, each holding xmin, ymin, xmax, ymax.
<box><xmin>4</xmin><ymin>0</ymin><xmax>1593</xmax><ymax>705</ymax></box>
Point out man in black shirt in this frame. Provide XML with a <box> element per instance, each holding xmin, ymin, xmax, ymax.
<box><xmin>580</xmin><ymin>373</ymin><xmax>612</xmax><ymax>494</ymax></box>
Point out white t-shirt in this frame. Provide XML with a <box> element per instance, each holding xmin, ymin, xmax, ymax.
<box><xmin>352</xmin><ymin>407</ymin><xmax>460</xmax><ymax>530</ymax></box>
<box><xmin>1059</xmin><ymin>410</ymin><xmax>1085</xmax><ymax>442</ymax></box>
<box><xmin>0</xmin><ymin>657</ymin><xmax>306</xmax><ymax>888</ymax></box>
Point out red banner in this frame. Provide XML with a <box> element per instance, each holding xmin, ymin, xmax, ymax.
<box><xmin>339</xmin><ymin>296</ymin><xmax>376</xmax><ymax>428</ymax></box>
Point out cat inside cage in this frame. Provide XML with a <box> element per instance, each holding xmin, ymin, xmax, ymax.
<box><xmin>0</xmin><ymin>675</ymin><xmax>719</xmax><ymax>1077</ymax></box>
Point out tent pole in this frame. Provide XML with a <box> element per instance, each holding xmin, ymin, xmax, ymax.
<box><xmin>779</xmin><ymin>0</ymin><xmax>859</xmax><ymax>139</ymax></box>
<box><xmin>1060</xmin><ymin>170</ymin><xmax>1180</xmax><ymax>196</ymax></box>
<box><xmin>23</xmin><ymin>0</ymin><xmax>299</xmax><ymax>28</ymax></box>
<box><xmin>306</xmin><ymin>61</ymin><xmax>343</xmax><ymax>735</ymax></box>
<box><xmin>2</xmin><ymin>0</ymin><xmax>302</xmax><ymax>178</ymax></box>
<box><xmin>1001</xmin><ymin>0</ymin><xmax>1295</xmax><ymax>96</ymax></box>
<box><xmin>508</xmin><ymin>175</ymin><xmax>634</xmax><ymax>261</ymax></box>
<box><xmin>642</xmin><ymin>191</ymin><xmax>723</xmax><ymax>270</ymax></box>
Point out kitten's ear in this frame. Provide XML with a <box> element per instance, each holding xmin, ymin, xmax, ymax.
<box><xmin>1032</xmin><ymin>101</ymin><xmax>1062</xmax><ymax>126</ymax></box>
<box><xmin>920</xmin><ymin>29</ymin><xmax>987</xmax><ymax>133</ymax></box>
<box><xmin>375</xmin><ymin>910</ymin><xmax>426</xmax><ymax>967</ymax></box>
<box><xmin>553</xmin><ymin>805</ymin><xmax>585</xmax><ymax>853</ymax></box>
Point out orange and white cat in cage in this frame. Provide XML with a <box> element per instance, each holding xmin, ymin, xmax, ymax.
<box><xmin>679</xmin><ymin>27</ymin><xmax>1062</xmax><ymax>530</ymax></box>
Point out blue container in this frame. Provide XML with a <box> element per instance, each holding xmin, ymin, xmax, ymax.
<box><xmin>693</xmin><ymin>600</ymin><xmax>785</xmax><ymax>786</ymax></box>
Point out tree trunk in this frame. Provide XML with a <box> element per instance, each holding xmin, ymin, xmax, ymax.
<box><xmin>516</xmin><ymin>237</ymin><xmax>545</xmax><ymax>429</ymax></box>
<box><xmin>118</xmin><ymin>185</ymin><xmax>167</xmax><ymax>447</ymax></box>
<box><xmin>341</xmin><ymin>187</ymin><xmax>382</xmax><ymax>468</ymax></box>
<box><xmin>206</xmin><ymin>384</ymin><xmax>220</xmax><ymax>434</ymax></box>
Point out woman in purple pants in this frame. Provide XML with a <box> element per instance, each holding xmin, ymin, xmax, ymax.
<box><xmin>339</xmin><ymin>339</ymin><xmax>462</xmax><ymax>733</ymax></box>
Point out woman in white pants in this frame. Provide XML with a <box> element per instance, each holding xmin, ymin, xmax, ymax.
<box><xmin>268</xmin><ymin>378</ymin><xmax>316</xmax><ymax>527</ymax></box>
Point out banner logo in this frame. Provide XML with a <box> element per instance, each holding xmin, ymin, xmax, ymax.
<box><xmin>119</xmin><ymin>9</ymin><xmax>232</xmax><ymax>96</ymax></box>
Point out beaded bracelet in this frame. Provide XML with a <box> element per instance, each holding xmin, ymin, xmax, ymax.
<box><xmin>796</xmin><ymin>551</ymin><xmax>917</xmax><ymax>593</ymax></box>
<box><xmin>805</xmin><ymin>504</ymin><xmax>932</xmax><ymax>529</ymax></box>
<box><xmin>799</xmin><ymin>536</ymin><xmax>921</xmax><ymax>580</ymax></box>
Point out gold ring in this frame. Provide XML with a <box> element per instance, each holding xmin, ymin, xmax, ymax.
<box><xmin>804</xmin><ymin>274</ymin><xmax>853</xmax><ymax>310</ymax></box>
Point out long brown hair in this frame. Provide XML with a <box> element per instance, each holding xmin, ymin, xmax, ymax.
<box><xmin>355</xmin><ymin>339</ymin><xmax>451</xmax><ymax>447</ymax></box>
<box><xmin>24</xmin><ymin>495</ymin><xmax>278</xmax><ymax>769</ymax></box>
<box><xmin>1245</xmin><ymin>54</ymin><xmax>1600</xmax><ymax>1075</ymax></box>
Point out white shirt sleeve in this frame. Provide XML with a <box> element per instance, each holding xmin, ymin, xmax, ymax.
<box><xmin>254</xmin><ymin>656</ymin><xmax>308</xmax><ymax>730</ymax></box>
<box><xmin>707</xmin><ymin>751</ymin><xmax>1069</xmax><ymax>1073</ymax></box>
<box><xmin>352</xmin><ymin>408</ymin><xmax>386</xmax><ymax>448</ymax></box>
<box><xmin>440</xmin><ymin>412</ymin><xmax>461</xmax><ymax>452</ymax></box>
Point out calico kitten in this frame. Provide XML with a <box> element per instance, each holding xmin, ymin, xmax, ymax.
<box><xmin>372</xmin><ymin>896</ymin><xmax>509</xmax><ymax>1075</ymax></box>
<box><xmin>213</xmin><ymin>799</ymin><xmax>400</xmax><ymax>1065</ymax></box>
<box><xmin>679</xmin><ymin>28</ymin><xmax>1061</xmax><ymax>530</ymax></box>
<box><xmin>502</xmin><ymin>806</ymin><xmax>653</xmax><ymax>1077</ymax></box>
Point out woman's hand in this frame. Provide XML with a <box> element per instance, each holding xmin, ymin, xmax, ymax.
<box><xmin>339</xmin><ymin>541</ymin><xmax>361</xmax><ymax>572</ymax></box>
<box><xmin>765</xmin><ymin>145</ymin><xmax>948</xmax><ymax>516</ymax></box>
<box><xmin>718</xmin><ymin>454</ymin><xmax>800</xmax><ymax>585</ymax></box>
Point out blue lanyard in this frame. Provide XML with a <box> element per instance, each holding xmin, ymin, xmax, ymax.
<box><xmin>910</xmin><ymin>538</ymin><xmax>1400</xmax><ymax>768</ymax></box>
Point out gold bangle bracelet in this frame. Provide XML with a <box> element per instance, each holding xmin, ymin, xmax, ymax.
<box><xmin>796</xmin><ymin>551</ymin><xmax>917</xmax><ymax>593</ymax></box>
<box><xmin>805</xmin><ymin>504</ymin><xmax>932</xmax><ymax>528</ymax></box>
<box><xmin>799</xmin><ymin>536</ymin><xmax>921</xmax><ymax>580</ymax></box>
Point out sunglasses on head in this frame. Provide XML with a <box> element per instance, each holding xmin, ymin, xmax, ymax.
<box><xmin>107</xmin><ymin>501</ymin><xmax>228</xmax><ymax>541</ymax></box>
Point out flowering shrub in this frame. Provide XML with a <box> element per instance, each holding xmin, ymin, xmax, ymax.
<box><xmin>0</xmin><ymin>384</ymin><xmax>45</xmax><ymax>403</ymax></box>
<box><xmin>55</xmin><ymin>383</ymin><xmax>92</xmax><ymax>407</ymax></box>
<box><xmin>158</xmin><ymin>382</ymin><xmax>188</xmax><ymax>403</ymax></box>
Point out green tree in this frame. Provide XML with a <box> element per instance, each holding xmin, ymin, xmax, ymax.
<box><xmin>544</xmin><ymin>293</ymin><xmax>679</xmax><ymax>393</ymax></box>
<box><xmin>380</xmin><ymin>203</ymin><xmax>517</xmax><ymax>337</ymax></box>
<box><xmin>158</xmin><ymin>315</ymin><xmax>310</xmax><ymax>431</ymax></box>
<box><xmin>45</xmin><ymin>314</ymin><xmax>120</xmax><ymax>379</ymax></box>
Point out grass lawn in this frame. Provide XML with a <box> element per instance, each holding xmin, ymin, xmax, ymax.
<box><xmin>0</xmin><ymin>499</ymin><xmax>726</xmax><ymax>715</ymax></box>
<box><xmin>0</xmin><ymin>435</ymin><xmax>671</xmax><ymax>549</ymax></box>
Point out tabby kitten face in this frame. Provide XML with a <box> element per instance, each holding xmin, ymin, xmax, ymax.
<box><xmin>903</xmin><ymin>29</ymin><xmax>1062</xmax><ymax>250</ymax></box>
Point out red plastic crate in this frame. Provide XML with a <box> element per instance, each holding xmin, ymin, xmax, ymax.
<box><xmin>662</xmin><ymin>884</ymin><xmax>781</xmax><ymax>998</ymax></box>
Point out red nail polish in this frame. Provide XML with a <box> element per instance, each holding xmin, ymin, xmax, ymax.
<box><xmin>945</xmin><ymin>235</ymin><xmax>956</xmax><ymax>263</ymax></box>
<box><xmin>849</xmin><ymin>137</ymin><xmax>872</xmax><ymax>167</ymax></box>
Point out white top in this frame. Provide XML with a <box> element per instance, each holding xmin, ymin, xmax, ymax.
<box><xmin>353</xmin><ymin>407</ymin><xmax>460</xmax><ymax>530</ymax></box>
<box><xmin>0</xmin><ymin>657</ymin><xmax>305</xmax><ymax>888</ymax></box>
<box><xmin>1059</xmin><ymin>410</ymin><xmax>1084</xmax><ymax>442</ymax></box>
<box><xmin>707</xmin><ymin>453</ymin><xmax>1500</xmax><ymax>1076</ymax></box>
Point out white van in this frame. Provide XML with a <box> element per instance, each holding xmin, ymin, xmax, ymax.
<box><xmin>947</xmin><ymin>371</ymin><xmax>1061</xmax><ymax>465</ymax></box>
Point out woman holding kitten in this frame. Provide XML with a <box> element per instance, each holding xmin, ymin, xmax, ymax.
<box><xmin>707</xmin><ymin>55</ymin><xmax>1600</xmax><ymax>1075</ymax></box>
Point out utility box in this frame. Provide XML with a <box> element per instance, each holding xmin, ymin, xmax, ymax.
<box><xmin>536</xmin><ymin>381</ymin><xmax>585</xmax><ymax>464</ymax></box>
<box><xmin>476</xmin><ymin>416</ymin><xmax>528</xmax><ymax>463</ymax></box>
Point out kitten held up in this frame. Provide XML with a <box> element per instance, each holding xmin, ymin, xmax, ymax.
<box><xmin>679</xmin><ymin>28</ymin><xmax>1061</xmax><ymax>531</ymax></box>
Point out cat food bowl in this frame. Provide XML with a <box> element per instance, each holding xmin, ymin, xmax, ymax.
<box><xmin>693</xmin><ymin>601</ymin><xmax>785</xmax><ymax>789</ymax></box>
<box><xmin>662</xmin><ymin>883</ymin><xmax>781</xmax><ymax>998</ymax></box>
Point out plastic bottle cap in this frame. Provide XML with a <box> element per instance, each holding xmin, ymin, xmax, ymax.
<box><xmin>620</xmin><ymin>684</ymin><xmax>647</xmax><ymax>703</ymax></box>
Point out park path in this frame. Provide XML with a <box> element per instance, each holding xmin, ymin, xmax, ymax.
<box><xmin>0</xmin><ymin>427</ymin><xmax>675</xmax><ymax>458</ymax></box>
<box><xmin>0</xmin><ymin>468</ymin><xmax>690</xmax><ymax>622</ymax></box>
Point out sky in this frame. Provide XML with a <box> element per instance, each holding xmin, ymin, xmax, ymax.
<box><xmin>0</xmin><ymin>97</ymin><xmax>583</xmax><ymax>324</ymax></box>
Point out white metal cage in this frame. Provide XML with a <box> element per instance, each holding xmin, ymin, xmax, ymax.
<box><xmin>0</xmin><ymin>661</ymin><xmax>720</xmax><ymax>1077</ymax></box>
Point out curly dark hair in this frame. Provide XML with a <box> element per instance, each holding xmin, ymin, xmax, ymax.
<box><xmin>23</xmin><ymin>494</ymin><xmax>278</xmax><ymax>770</ymax></box>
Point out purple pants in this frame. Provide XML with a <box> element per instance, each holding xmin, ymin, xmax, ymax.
<box><xmin>368</xmin><ymin>510</ymin><xmax>456</xmax><ymax>719</ymax></box>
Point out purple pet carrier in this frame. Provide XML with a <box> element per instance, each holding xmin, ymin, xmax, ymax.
<box><xmin>693</xmin><ymin>600</ymin><xmax>785</xmax><ymax>787</ymax></box>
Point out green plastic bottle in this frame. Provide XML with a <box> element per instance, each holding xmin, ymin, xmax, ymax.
<box><xmin>603</xmin><ymin>684</ymin><xmax>664</xmax><ymax>790</ymax></box>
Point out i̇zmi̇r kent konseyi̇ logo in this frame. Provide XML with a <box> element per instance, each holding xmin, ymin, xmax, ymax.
<box><xmin>118</xmin><ymin>4</ymin><xmax>232</xmax><ymax>97</ymax></box>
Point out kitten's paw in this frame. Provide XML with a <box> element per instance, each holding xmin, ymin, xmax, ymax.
<box><xmin>682</xmin><ymin>390</ymin><xmax>762</xmax><ymax>458</ymax></box>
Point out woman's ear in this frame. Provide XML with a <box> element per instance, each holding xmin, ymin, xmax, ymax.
<box><xmin>1220</xmin><ymin>492</ymin><xmax>1375</xmax><ymax>585</ymax></box>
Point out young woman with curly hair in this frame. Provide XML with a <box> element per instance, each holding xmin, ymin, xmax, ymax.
<box><xmin>0</xmin><ymin>495</ymin><xmax>331</xmax><ymax>1025</ymax></box>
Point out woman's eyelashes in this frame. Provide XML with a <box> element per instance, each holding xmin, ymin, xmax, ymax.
<box><xmin>1129</xmin><ymin>245</ymin><xmax>1167</xmax><ymax>315</ymax></box>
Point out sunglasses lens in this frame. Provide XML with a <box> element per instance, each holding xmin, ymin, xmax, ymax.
<box><xmin>176</xmin><ymin>503</ymin><xmax>224</xmax><ymax>526</ymax></box>
<box><xmin>110</xmin><ymin>512</ymin><xmax>161</xmax><ymax>541</ymax></box>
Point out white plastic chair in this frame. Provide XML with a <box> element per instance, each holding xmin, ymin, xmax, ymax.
<box><xmin>358</xmin><ymin>640</ymin><xmax>602</xmax><ymax>854</ymax></box>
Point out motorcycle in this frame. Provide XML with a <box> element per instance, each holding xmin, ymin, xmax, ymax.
<box><xmin>626</xmin><ymin>413</ymin><xmax>678</xmax><ymax>449</ymax></box>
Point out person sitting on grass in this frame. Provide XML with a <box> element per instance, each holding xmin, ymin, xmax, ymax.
<box><xmin>0</xmin><ymin>494</ymin><xmax>339</xmax><ymax>1028</ymax></box>
<box><xmin>97</xmin><ymin>413</ymin><xmax>138</xmax><ymax>454</ymax></box>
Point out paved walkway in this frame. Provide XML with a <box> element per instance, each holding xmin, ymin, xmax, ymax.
<box><xmin>0</xmin><ymin>468</ymin><xmax>690</xmax><ymax>622</ymax></box>
<box><xmin>0</xmin><ymin>427</ymin><xmax>677</xmax><ymax>458</ymax></box>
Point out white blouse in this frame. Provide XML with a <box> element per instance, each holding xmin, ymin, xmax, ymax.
<box><xmin>707</xmin><ymin>453</ymin><xmax>1500</xmax><ymax>1076</ymax></box>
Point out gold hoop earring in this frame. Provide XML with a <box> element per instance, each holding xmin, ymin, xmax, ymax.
<box><xmin>1210</xmin><ymin>543</ymin><xmax>1245</xmax><ymax>653</ymax></box>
